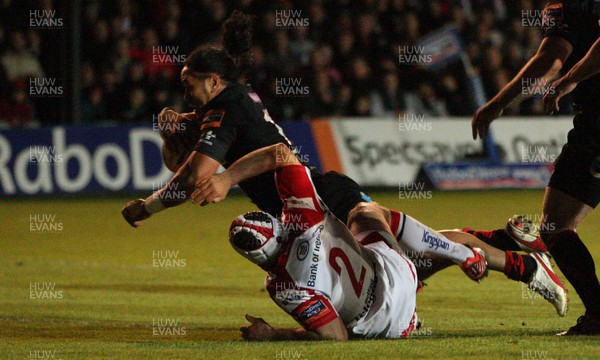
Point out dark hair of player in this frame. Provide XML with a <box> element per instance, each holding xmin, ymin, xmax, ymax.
<box><xmin>185</xmin><ymin>10</ymin><xmax>254</xmax><ymax>83</ymax></box>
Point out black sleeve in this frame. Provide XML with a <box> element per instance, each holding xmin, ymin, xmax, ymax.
<box><xmin>194</xmin><ymin>108</ymin><xmax>240</xmax><ymax>162</ymax></box>
<box><xmin>542</xmin><ymin>1</ymin><xmax>576</xmax><ymax>46</ymax></box>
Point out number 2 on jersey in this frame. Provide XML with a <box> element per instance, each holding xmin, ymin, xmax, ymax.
<box><xmin>329</xmin><ymin>248</ymin><xmax>366</xmax><ymax>298</ymax></box>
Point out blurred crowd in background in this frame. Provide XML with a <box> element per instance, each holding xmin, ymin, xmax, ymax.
<box><xmin>0</xmin><ymin>0</ymin><xmax>556</xmax><ymax>127</ymax></box>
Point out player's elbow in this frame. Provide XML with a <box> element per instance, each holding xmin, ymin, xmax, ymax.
<box><xmin>272</xmin><ymin>143</ymin><xmax>300</xmax><ymax>167</ymax></box>
<box><xmin>273</xmin><ymin>143</ymin><xmax>288</xmax><ymax>155</ymax></box>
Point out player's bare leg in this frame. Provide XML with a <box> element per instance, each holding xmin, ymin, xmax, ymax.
<box><xmin>412</xmin><ymin>230</ymin><xmax>531</xmax><ymax>280</ymax></box>
<box><xmin>440</xmin><ymin>231</ymin><xmax>505</xmax><ymax>271</ymax></box>
<box><xmin>348</xmin><ymin>203</ymin><xmax>487</xmax><ymax>282</ymax></box>
<box><xmin>409</xmin><ymin>230</ymin><xmax>503</xmax><ymax>281</ymax></box>
<box><xmin>540</xmin><ymin>187</ymin><xmax>600</xmax><ymax>334</ymax></box>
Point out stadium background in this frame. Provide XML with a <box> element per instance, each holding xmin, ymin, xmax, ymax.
<box><xmin>2</xmin><ymin>0</ymin><xmax>600</xmax><ymax>359</ymax></box>
<box><xmin>0</xmin><ymin>0</ymin><xmax>572</xmax><ymax>127</ymax></box>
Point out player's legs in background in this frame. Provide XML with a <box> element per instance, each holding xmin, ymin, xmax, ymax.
<box><xmin>461</xmin><ymin>216</ymin><xmax>549</xmax><ymax>253</ymax></box>
<box><xmin>439</xmin><ymin>231</ymin><xmax>553</xmax><ymax>285</ymax></box>
<box><xmin>423</xmin><ymin>230</ymin><xmax>567</xmax><ymax>317</ymax></box>
<box><xmin>460</xmin><ymin>227</ymin><xmax>522</xmax><ymax>251</ymax></box>
<box><xmin>435</xmin><ymin>230</ymin><xmax>538</xmax><ymax>287</ymax></box>
<box><xmin>540</xmin><ymin>187</ymin><xmax>600</xmax><ymax>333</ymax></box>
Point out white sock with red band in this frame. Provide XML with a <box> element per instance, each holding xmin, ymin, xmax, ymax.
<box><xmin>389</xmin><ymin>210</ymin><xmax>472</xmax><ymax>263</ymax></box>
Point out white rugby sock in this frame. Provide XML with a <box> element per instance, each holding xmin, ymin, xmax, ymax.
<box><xmin>389</xmin><ymin>210</ymin><xmax>473</xmax><ymax>263</ymax></box>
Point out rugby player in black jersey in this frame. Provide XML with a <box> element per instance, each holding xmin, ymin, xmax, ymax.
<box><xmin>472</xmin><ymin>1</ymin><xmax>600</xmax><ymax>335</ymax></box>
<box><xmin>121</xmin><ymin>11</ymin><xmax>567</xmax><ymax>314</ymax></box>
<box><xmin>123</xmin><ymin>11</ymin><xmax>366</xmax><ymax>223</ymax></box>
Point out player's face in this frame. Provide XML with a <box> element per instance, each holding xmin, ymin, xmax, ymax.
<box><xmin>181</xmin><ymin>66</ymin><xmax>213</xmax><ymax>107</ymax></box>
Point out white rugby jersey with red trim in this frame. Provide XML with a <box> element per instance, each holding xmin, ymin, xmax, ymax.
<box><xmin>266</xmin><ymin>165</ymin><xmax>418</xmax><ymax>338</ymax></box>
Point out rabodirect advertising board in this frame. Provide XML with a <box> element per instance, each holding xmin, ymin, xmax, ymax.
<box><xmin>0</xmin><ymin>126</ymin><xmax>171</xmax><ymax>195</ymax></box>
<box><xmin>0</xmin><ymin>122</ymin><xmax>320</xmax><ymax>196</ymax></box>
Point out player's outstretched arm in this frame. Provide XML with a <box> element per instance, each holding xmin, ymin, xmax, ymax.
<box><xmin>122</xmin><ymin>150</ymin><xmax>221</xmax><ymax>227</ymax></box>
<box><xmin>191</xmin><ymin>143</ymin><xmax>298</xmax><ymax>205</ymax></box>
<box><xmin>472</xmin><ymin>37</ymin><xmax>572</xmax><ymax>139</ymax></box>
<box><xmin>544</xmin><ymin>36</ymin><xmax>600</xmax><ymax>114</ymax></box>
<box><xmin>240</xmin><ymin>314</ymin><xmax>348</xmax><ymax>341</ymax></box>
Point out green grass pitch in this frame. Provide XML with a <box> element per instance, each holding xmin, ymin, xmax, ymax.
<box><xmin>2</xmin><ymin>190</ymin><xmax>600</xmax><ymax>359</ymax></box>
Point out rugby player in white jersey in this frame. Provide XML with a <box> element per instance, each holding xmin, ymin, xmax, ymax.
<box><xmin>231</xmin><ymin>150</ymin><xmax>435</xmax><ymax>339</ymax></box>
<box><xmin>194</xmin><ymin>143</ymin><xmax>568</xmax><ymax>322</ymax></box>
<box><xmin>227</xmin><ymin>145</ymin><xmax>564</xmax><ymax>340</ymax></box>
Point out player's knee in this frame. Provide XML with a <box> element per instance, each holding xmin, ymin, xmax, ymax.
<box><xmin>347</xmin><ymin>202</ymin><xmax>389</xmax><ymax>234</ymax></box>
<box><xmin>347</xmin><ymin>202</ymin><xmax>377</xmax><ymax>224</ymax></box>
